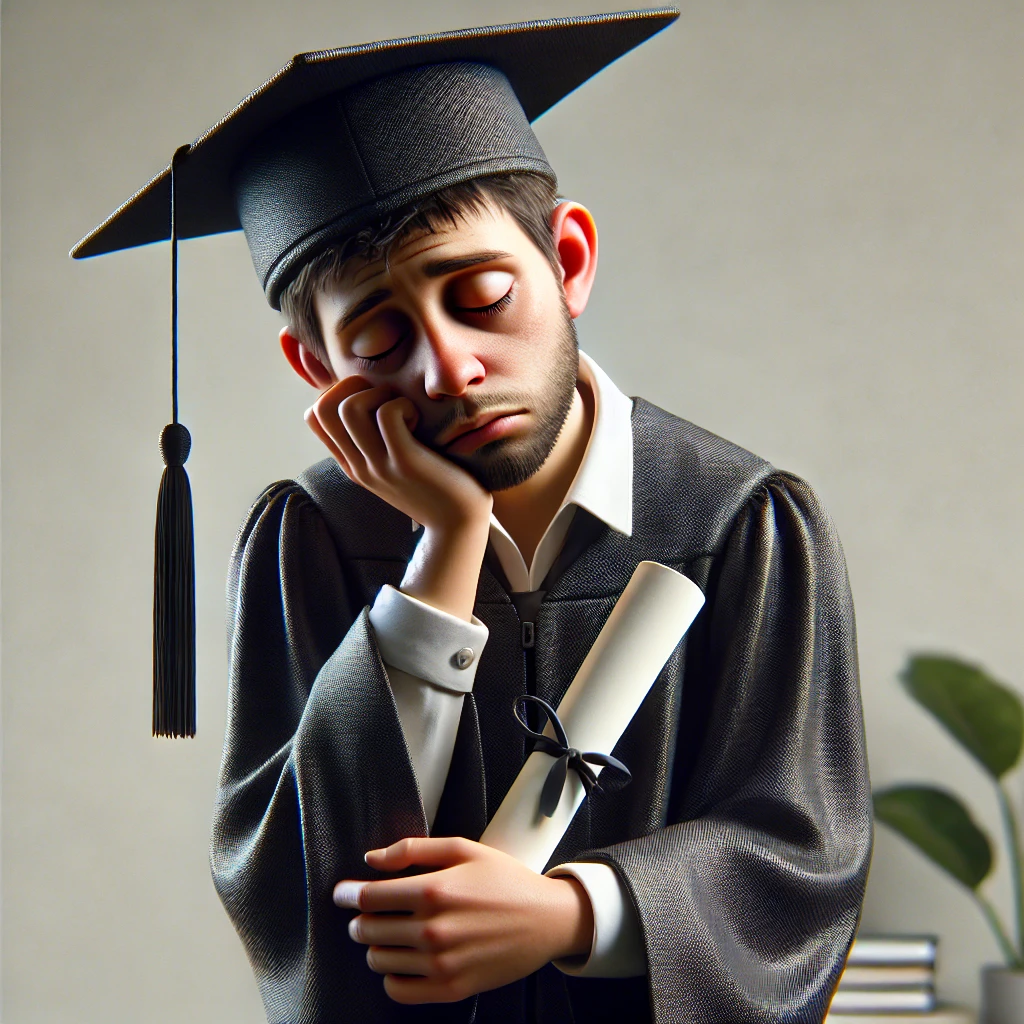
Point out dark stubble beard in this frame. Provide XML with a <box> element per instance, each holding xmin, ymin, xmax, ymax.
<box><xmin>418</xmin><ymin>299</ymin><xmax>580</xmax><ymax>493</ymax></box>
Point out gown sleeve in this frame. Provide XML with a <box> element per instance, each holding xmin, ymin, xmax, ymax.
<box><xmin>584</xmin><ymin>472</ymin><xmax>872</xmax><ymax>1024</ymax></box>
<box><xmin>209</xmin><ymin>482</ymin><xmax>447</xmax><ymax>1024</ymax></box>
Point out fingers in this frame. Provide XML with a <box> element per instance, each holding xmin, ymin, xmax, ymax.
<box><xmin>365</xmin><ymin>836</ymin><xmax>476</xmax><ymax>873</ymax></box>
<box><xmin>334</xmin><ymin>874</ymin><xmax>436</xmax><ymax>913</ymax></box>
<box><xmin>331</xmin><ymin>880</ymin><xmax>367</xmax><ymax>909</ymax></box>
<box><xmin>348</xmin><ymin>913</ymin><xmax>424</xmax><ymax>949</ymax></box>
<box><xmin>305</xmin><ymin>376</ymin><xmax>368</xmax><ymax>476</ymax></box>
<box><xmin>337</xmin><ymin>387</ymin><xmax>393</xmax><ymax>467</ymax></box>
<box><xmin>375</xmin><ymin>396</ymin><xmax>419</xmax><ymax>453</ymax></box>
<box><xmin>304</xmin><ymin>406</ymin><xmax>352</xmax><ymax>476</ymax></box>
<box><xmin>307</xmin><ymin>375</ymin><xmax>394</xmax><ymax>479</ymax></box>
<box><xmin>365</xmin><ymin>946</ymin><xmax>436</xmax><ymax>978</ymax></box>
<box><xmin>334</xmin><ymin>837</ymin><xmax>478</xmax><ymax>914</ymax></box>
<box><xmin>383</xmin><ymin>974</ymin><xmax>468</xmax><ymax>1005</ymax></box>
<box><xmin>376</xmin><ymin>396</ymin><xmax>431</xmax><ymax>472</ymax></box>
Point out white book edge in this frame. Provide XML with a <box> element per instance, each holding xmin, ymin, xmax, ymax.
<box><xmin>825</xmin><ymin>1011</ymin><xmax>972</xmax><ymax>1024</ymax></box>
<box><xmin>847</xmin><ymin>936</ymin><xmax>938</xmax><ymax>966</ymax></box>
<box><xmin>839</xmin><ymin>964</ymin><xmax>934</xmax><ymax>988</ymax></box>
<box><xmin>829</xmin><ymin>988</ymin><xmax>935</xmax><ymax>1013</ymax></box>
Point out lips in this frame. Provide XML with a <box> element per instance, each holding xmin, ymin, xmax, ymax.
<box><xmin>439</xmin><ymin>410</ymin><xmax>520</xmax><ymax>448</ymax></box>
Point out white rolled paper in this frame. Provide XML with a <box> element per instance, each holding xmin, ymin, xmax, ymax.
<box><xmin>480</xmin><ymin>560</ymin><xmax>705</xmax><ymax>872</ymax></box>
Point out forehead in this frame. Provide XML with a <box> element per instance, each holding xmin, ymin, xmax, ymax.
<box><xmin>344</xmin><ymin>201</ymin><xmax>533</xmax><ymax>290</ymax></box>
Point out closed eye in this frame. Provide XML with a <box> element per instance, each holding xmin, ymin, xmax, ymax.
<box><xmin>353</xmin><ymin>346</ymin><xmax>399</xmax><ymax>369</ymax></box>
<box><xmin>457</xmin><ymin>287</ymin><xmax>514</xmax><ymax>317</ymax></box>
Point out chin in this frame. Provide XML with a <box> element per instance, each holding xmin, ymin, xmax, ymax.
<box><xmin>453</xmin><ymin>437</ymin><xmax>555</xmax><ymax>492</ymax></box>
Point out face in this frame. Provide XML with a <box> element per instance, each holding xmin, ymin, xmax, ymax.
<box><xmin>313</xmin><ymin>204</ymin><xmax>580</xmax><ymax>492</ymax></box>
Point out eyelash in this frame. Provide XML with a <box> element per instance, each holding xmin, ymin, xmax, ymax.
<box><xmin>353</xmin><ymin>354</ymin><xmax>391</xmax><ymax>369</ymax></box>
<box><xmin>460</xmin><ymin>287</ymin><xmax>515</xmax><ymax>316</ymax></box>
<box><xmin>351</xmin><ymin>286</ymin><xmax>514</xmax><ymax>368</ymax></box>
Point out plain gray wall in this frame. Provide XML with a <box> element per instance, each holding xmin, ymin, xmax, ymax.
<box><xmin>3</xmin><ymin>0</ymin><xmax>1022</xmax><ymax>1019</ymax></box>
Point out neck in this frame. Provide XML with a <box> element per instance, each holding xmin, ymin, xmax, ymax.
<box><xmin>492</xmin><ymin>375</ymin><xmax>594</xmax><ymax>567</ymax></box>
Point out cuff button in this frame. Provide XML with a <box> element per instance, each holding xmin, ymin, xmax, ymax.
<box><xmin>453</xmin><ymin>647</ymin><xmax>475</xmax><ymax>670</ymax></box>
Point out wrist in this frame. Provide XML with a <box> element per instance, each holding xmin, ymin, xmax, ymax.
<box><xmin>399</xmin><ymin>518</ymin><xmax>491</xmax><ymax>622</ymax></box>
<box><xmin>546</xmin><ymin>876</ymin><xmax>595</xmax><ymax>962</ymax></box>
<box><xmin>416</xmin><ymin>489</ymin><xmax>493</xmax><ymax>537</ymax></box>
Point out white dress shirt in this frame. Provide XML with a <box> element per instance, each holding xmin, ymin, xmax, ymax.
<box><xmin>368</xmin><ymin>351</ymin><xmax>645</xmax><ymax>978</ymax></box>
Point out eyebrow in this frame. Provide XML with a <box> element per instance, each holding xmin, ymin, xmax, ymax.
<box><xmin>421</xmin><ymin>250</ymin><xmax>514</xmax><ymax>278</ymax></box>
<box><xmin>336</xmin><ymin>250</ymin><xmax>515</xmax><ymax>331</ymax></box>
<box><xmin>338</xmin><ymin>288</ymin><xmax>391</xmax><ymax>331</ymax></box>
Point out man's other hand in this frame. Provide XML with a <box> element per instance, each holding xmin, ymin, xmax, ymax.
<box><xmin>333</xmin><ymin>837</ymin><xmax>594</xmax><ymax>1004</ymax></box>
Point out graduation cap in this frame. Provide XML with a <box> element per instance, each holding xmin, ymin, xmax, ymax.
<box><xmin>70</xmin><ymin>7</ymin><xmax>680</xmax><ymax>738</ymax></box>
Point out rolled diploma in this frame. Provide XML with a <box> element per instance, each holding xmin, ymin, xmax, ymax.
<box><xmin>480</xmin><ymin>560</ymin><xmax>705</xmax><ymax>873</ymax></box>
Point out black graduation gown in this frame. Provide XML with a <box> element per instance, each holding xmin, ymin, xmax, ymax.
<box><xmin>210</xmin><ymin>397</ymin><xmax>872</xmax><ymax>1024</ymax></box>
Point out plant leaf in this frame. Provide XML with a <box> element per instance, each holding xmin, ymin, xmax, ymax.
<box><xmin>902</xmin><ymin>655</ymin><xmax>1024</xmax><ymax>779</ymax></box>
<box><xmin>874</xmin><ymin>784</ymin><xmax>993</xmax><ymax>889</ymax></box>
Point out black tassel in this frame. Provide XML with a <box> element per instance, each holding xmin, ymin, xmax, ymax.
<box><xmin>153</xmin><ymin>144</ymin><xmax>195</xmax><ymax>738</ymax></box>
<box><xmin>154</xmin><ymin>423</ymin><xmax>195</xmax><ymax>737</ymax></box>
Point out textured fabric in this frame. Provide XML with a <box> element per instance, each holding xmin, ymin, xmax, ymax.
<box><xmin>211</xmin><ymin>398</ymin><xmax>872</xmax><ymax>1023</ymax></box>
<box><xmin>70</xmin><ymin>9</ymin><xmax>679</xmax><ymax>276</ymax></box>
<box><xmin>235</xmin><ymin>62</ymin><xmax>554</xmax><ymax>307</ymax></box>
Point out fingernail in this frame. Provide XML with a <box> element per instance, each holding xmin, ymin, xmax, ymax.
<box><xmin>364</xmin><ymin>848</ymin><xmax>383</xmax><ymax>863</ymax></box>
<box><xmin>347</xmin><ymin>917</ymin><xmax>362</xmax><ymax>942</ymax></box>
<box><xmin>333</xmin><ymin>881</ymin><xmax>365</xmax><ymax>908</ymax></box>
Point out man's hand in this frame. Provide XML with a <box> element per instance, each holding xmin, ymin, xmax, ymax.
<box><xmin>333</xmin><ymin>837</ymin><xmax>594</xmax><ymax>1004</ymax></box>
<box><xmin>305</xmin><ymin>377</ymin><xmax>492</xmax><ymax>620</ymax></box>
<box><xmin>305</xmin><ymin>375</ymin><xmax>491</xmax><ymax>534</ymax></box>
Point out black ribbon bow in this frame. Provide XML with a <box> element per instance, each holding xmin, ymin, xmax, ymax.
<box><xmin>512</xmin><ymin>695</ymin><xmax>632</xmax><ymax>818</ymax></box>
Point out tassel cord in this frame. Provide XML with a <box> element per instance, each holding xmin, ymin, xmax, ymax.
<box><xmin>152</xmin><ymin>144</ymin><xmax>196</xmax><ymax>738</ymax></box>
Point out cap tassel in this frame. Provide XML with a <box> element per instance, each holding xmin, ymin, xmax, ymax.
<box><xmin>154</xmin><ymin>425</ymin><xmax>195</xmax><ymax>736</ymax></box>
<box><xmin>153</xmin><ymin>145</ymin><xmax>196</xmax><ymax>738</ymax></box>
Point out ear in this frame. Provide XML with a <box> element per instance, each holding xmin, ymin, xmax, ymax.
<box><xmin>279</xmin><ymin>326</ymin><xmax>336</xmax><ymax>389</ymax></box>
<box><xmin>550</xmin><ymin>201</ymin><xmax>598</xmax><ymax>319</ymax></box>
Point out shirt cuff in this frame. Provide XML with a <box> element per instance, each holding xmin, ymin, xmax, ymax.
<box><xmin>546</xmin><ymin>861</ymin><xmax>647</xmax><ymax>978</ymax></box>
<box><xmin>368</xmin><ymin>584</ymin><xmax>488</xmax><ymax>693</ymax></box>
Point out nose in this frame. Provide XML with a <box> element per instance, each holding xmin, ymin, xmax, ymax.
<box><xmin>418</xmin><ymin>315</ymin><xmax>486</xmax><ymax>400</ymax></box>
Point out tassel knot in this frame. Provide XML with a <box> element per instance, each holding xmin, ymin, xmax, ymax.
<box><xmin>160</xmin><ymin>422</ymin><xmax>191</xmax><ymax>466</ymax></box>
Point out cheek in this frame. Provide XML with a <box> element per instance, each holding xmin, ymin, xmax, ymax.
<box><xmin>499</xmin><ymin>297</ymin><xmax>564</xmax><ymax>365</ymax></box>
<box><xmin>518</xmin><ymin>274</ymin><xmax>566</xmax><ymax>334</ymax></box>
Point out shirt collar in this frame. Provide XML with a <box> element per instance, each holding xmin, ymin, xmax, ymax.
<box><xmin>565</xmin><ymin>350</ymin><xmax>633</xmax><ymax>538</ymax></box>
<box><xmin>485</xmin><ymin>349</ymin><xmax>634</xmax><ymax>591</ymax></box>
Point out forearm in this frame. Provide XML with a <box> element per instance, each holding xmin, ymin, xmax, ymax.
<box><xmin>399</xmin><ymin>517</ymin><xmax>491</xmax><ymax>621</ymax></box>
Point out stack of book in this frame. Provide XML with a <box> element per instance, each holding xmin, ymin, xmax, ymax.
<box><xmin>828</xmin><ymin>935</ymin><xmax>940</xmax><ymax>1017</ymax></box>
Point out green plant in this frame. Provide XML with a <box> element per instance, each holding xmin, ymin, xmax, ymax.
<box><xmin>874</xmin><ymin>655</ymin><xmax>1024</xmax><ymax>967</ymax></box>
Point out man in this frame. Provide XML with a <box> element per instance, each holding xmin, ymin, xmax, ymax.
<box><xmin>73</xmin><ymin>10</ymin><xmax>871</xmax><ymax>1022</ymax></box>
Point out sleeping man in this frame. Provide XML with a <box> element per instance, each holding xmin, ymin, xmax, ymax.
<box><xmin>75</xmin><ymin>9</ymin><xmax>872</xmax><ymax>1023</ymax></box>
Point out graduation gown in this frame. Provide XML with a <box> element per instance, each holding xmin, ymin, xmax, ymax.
<box><xmin>211</xmin><ymin>397</ymin><xmax>872</xmax><ymax>1024</ymax></box>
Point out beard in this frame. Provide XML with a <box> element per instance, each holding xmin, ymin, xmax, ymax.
<box><xmin>416</xmin><ymin>302</ymin><xmax>580</xmax><ymax>492</ymax></box>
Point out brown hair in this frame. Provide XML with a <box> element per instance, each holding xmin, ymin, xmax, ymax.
<box><xmin>279</xmin><ymin>172</ymin><xmax>560</xmax><ymax>365</ymax></box>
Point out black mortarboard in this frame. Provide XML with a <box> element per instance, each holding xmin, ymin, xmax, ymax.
<box><xmin>70</xmin><ymin>8</ymin><xmax>680</xmax><ymax>736</ymax></box>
